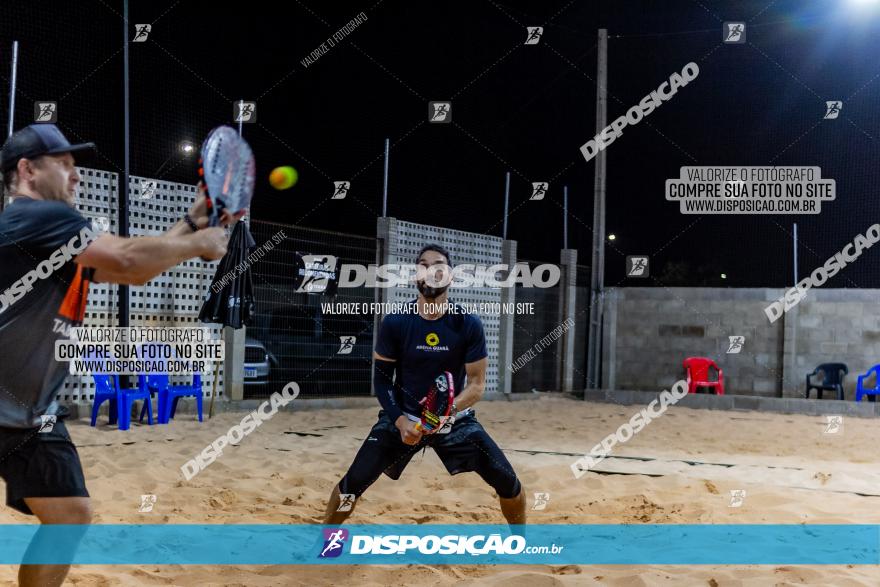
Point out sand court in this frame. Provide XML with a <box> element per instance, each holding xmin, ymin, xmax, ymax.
<box><xmin>1</xmin><ymin>395</ymin><xmax>878</xmax><ymax>585</ymax></box>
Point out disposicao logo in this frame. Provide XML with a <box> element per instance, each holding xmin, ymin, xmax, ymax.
<box><xmin>319</xmin><ymin>528</ymin><xmax>349</xmax><ymax>558</ymax></box>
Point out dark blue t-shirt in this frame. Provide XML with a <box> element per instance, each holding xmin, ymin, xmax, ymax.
<box><xmin>375</xmin><ymin>301</ymin><xmax>488</xmax><ymax>418</ymax></box>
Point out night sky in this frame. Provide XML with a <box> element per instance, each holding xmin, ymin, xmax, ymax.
<box><xmin>2</xmin><ymin>0</ymin><xmax>879</xmax><ymax>287</ymax></box>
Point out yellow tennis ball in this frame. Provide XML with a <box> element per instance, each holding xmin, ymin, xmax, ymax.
<box><xmin>269</xmin><ymin>166</ymin><xmax>298</xmax><ymax>190</ymax></box>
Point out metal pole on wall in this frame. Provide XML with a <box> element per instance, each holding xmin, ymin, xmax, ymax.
<box><xmin>2</xmin><ymin>41</ymin><xmax>19</xmax><ymax>213</ymax></box>
<box><xmin>586</xmin><ymin>29</ymin><xmax>608</xmax><ymax>393</ymax></box>
<box><xmin>788</xmin><ymin>221</ymin><xmax>798</xmax><ymax>397</ymax></box>
<box><xmin>563</xmin><ymin>185</ymin><xmax>569</xmax><ymax>249</ymax></box>
<box><xmin>215</xmin><ymin>99</ymin><xmax>246</xmax><ymax>417</ymax></box>
<box><xmin>792</xmin><ymin>223</ymin><xmax>798</xmax><ymax>286</ymax></box>
<box><xmin>382</xmin><ymin>138</ymin><xmax>389</xmax><ymax>216</ymax></box>
<box><xmin>502</xmin><ymin>171</ymin><xmax>510</xmax><ymax>240</ymax></box>
<box><xmin>119</xmin><ymin>0</ymin><xmax>130</xmax><ymax>329</ymax></box>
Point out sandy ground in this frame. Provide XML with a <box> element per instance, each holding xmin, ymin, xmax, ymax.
<box><xmin>1</xmin><ymin>395</ymin><xmax>879</xmax><ymax>586</ymax></box>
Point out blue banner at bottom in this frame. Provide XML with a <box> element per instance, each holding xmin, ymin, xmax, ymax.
<box><xmin>0</xmin><ymin>524</ymin><xmax>876</xmax><ymax>565</ymax></box>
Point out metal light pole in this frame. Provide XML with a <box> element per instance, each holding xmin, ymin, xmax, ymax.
<box><xmin>119</xmin><ymin>1</ymin><xmax>130</xmax><ymax>328</ymax></box>
<box><xmin>7</xmin><ymin>41</ymin><xmax>18</xmax><ymax>139</ymax></box>
<box><xmin>563</xmin><ymin>185</ymin><xmax>569</xmax><ymax>249</ymax></box>
<box><xmin>586</xmin><ymin>29</ymin><xmax>608</xmax><ymax>392</ymax></box>
<box><xmin>382</xmin><ymin>138</ymin><xmax>389</xmax><ymax>216</ymax></box>
<box><xmin>502</xmin><ymin>171</ymin><xmax>510</xmax><ymax>239</ymax></box>
<box><xmin>2</xmin><ymin>41</ymin><xmax>20</xmax><ymax>213</ymax></box>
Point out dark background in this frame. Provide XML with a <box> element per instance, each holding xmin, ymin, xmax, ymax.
<box><xmin>2</xmin><ymin>0</ymin><xmax>879</xmax><ymax>287</ymax></box>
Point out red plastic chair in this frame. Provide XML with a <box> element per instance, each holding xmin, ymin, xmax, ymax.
<box><xmin>683</xmin><ymin>357</ymin><xmax>725</xmax><ymax>395</ymax></box>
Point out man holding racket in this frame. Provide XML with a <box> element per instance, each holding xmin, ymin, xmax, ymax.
<box><xmin>0</xmin><ymin>124</ymin><xmax>243</xmax><ymax>587</ymax></box>
<box><xmin>322</xmin><ymin>244</ymin><xmax>526</xmax><ymax>526</ymax></box>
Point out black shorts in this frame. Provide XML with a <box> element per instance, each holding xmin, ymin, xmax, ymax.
<box><xmin>0</xmin><ymin>418</ymin><xmax>89</xmax><ymax>515</ymax></box>
<box><xmin>339</xmin><ymin>410</ymin><xmax>521</xmax><ymax>499</ymax></box>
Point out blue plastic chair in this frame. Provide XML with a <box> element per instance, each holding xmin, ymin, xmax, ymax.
<box><xmin>145</xmin><ymin>374</ymin><xmax>203</xmax><ymax>423</ymax></box>
<box><xmin>91</xmin><ymin>375</ymin><xmax>118</xmax><ymax>427</ymax></box>
<box><xmin>90</xmin><ymin>375</ymin><xmax>153</xmax><ymax>430</ymax></box>
<box><xmin>856</xmin><ymin>364</ymin><xmax>880</xmax><ymax>402</ymax></box>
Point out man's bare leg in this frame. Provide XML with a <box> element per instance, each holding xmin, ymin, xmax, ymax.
<box><xmin>19</xmin><ymin>497</ymin><xmax>93</xmax><ymax>587</ymax></box>
<box><xmin>322</xmin><ymin>483</ymin><xmax>356</xmax><ymax>525</ymax></box>
<box><xmin>499</xmin><ymin>484</ymin><xmax>526</xmax><ymax>526</ymax></box>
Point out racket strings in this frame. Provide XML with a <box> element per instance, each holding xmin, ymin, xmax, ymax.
<box><xmin>199</xmin><ymin>126</ymin><xmax>255</xmax><ymax>224</ymax></box>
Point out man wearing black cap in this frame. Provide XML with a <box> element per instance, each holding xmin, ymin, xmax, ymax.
<box><xmin>0</xmin><ymin>124</ymin><xmax>241</xmax><ymax>587</ymax></box>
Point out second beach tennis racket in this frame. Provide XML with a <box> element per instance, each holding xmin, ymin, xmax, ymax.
<box><xmin>415</xmin><ymin>371</ymin><xmax>454</xmax><ymax>435</ymax></box>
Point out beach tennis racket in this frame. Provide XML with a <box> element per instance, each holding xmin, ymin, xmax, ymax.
<box><xmin>198</xmin><ymin>126</ymin><xmax>255</xmax><ymax>226</ymax></box>
<box><xmin>415</xmin><ymin>371</ymin><xmax>455</xmax><ymax>435</ymax></box>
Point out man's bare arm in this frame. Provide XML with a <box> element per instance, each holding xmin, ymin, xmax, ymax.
<box><xmin>454</xmin><ymin>357</ymin><xmax>487</xmax><ymax>412</ymax></box>
<box><xmin>75</xmin><ymin>229</ymin><xmax>227</xmax><ymax>285</ymax></box>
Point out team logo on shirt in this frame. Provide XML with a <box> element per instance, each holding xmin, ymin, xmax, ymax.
<box><xmin>417</xmin><ymin>332</ymin><xmax>448</xmax><ymax>352</ymax></box>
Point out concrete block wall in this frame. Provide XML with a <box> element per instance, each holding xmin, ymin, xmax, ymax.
<box><xmin>57</xmin><ymin>167</ymin><xmax>228</xmax><ymax>405</ymax></box>
<box><xmin>604</xmin><ymin>287</ymin><xmax>880</xmax><ymax>399</ymax></box>
<box><xmin>790</xmin><ymin>290</ymin><xmax>880</xmax><ymax>398</ymax></box>
<box><xmin>605</xmin><ymin>287</ymin><xmax>784</xmax><ymax>396</ymax></box>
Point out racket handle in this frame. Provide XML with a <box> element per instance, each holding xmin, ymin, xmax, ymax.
<box><xmin>204</xmin><ymin>195</ymin><xmax>218</xmax><ymax>227</ymax></box>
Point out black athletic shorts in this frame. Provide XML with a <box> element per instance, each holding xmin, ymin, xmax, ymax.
<box><xmin>339</xmin><ymin>409</ymin><xmax>521</xmax><ymax>499</ymax></box>
<box><xmin>0</xmin><ymin>417</ymin><xmax>89</xmax><ymax>515</ymax></box>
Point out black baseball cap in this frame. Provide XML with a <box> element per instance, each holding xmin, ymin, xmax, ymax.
<box><xmin>0</xmin><ymin>124</ymin><xmax>95</xmax><ymax>173</ymax></box>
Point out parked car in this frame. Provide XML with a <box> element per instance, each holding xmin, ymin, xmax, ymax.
<box><xmin>243</xmin><ymin>337</ymin><xmax>275</xmax><ymax>393</ymax></box>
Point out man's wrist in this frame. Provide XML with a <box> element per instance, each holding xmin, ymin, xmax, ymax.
<box><xmin>385</xmin><ymin>406</ymin><xmax>404</xmax><ymax>426</ymax></box>
<box><xmin>183</xmin><ymin>214</ymin><xmax>199</xmax><ymax>232</ymax></box>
